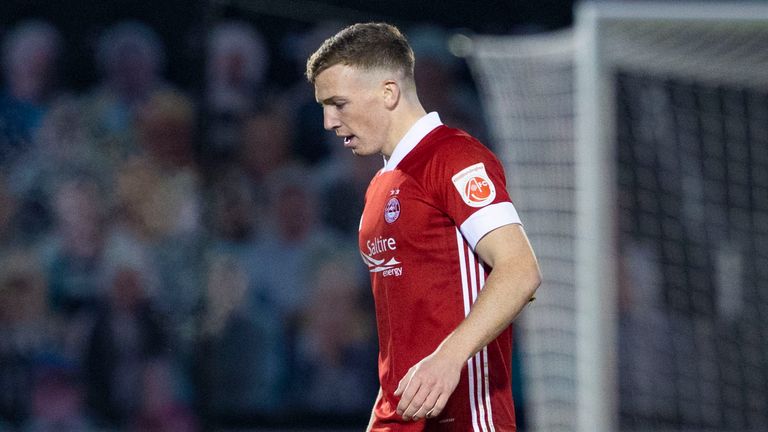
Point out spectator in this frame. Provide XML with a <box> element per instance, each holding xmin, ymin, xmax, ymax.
<box><xmin>82</xmin><ymin>261</ymin><xmax>167</xmax><ymax>428</ymax></box>
<box><xmin>132</xmin><ymin>90</ymin><xmax>202</xmax><ymax>244</ymax></box>
<box><xmin>136</xmin><ymin>89</ymin><xmax>198</xmax><ymax>171</ymax></box>
<box><xmin>45</xmin><ymin>176</ymin><xmax>108</xmax><ymax>317</ymax></box>
<box><xmin>26</xmin><ymin>96</ymin><xmax>100</xmax><ymax>182</ymax></box>
<box><xmin>194</xmin><ymin>253</ymin><xmax>286</xmax><ymax>425</ymax></box>
<box><xmin>104</xmin><ymin>154</ymin><xmax>202</xmax><ymax>354</ymax></box>
<box><xmin>0</xmin><ymin>249</ymin><xmax>61</xmax><ymax>427</ymax></box>
<box><xmin>100</xmin><ymin>89</ymin><xmax>204</xmax><ymax>352</ymax></box>
<box><xmin>0</xmin><ymin>20</ymin><xmax>62</xmax><ymax>166</ymax></box>
<box><xmin>293</xmin><ymin>251</ymin><xmax>377</xmax><ymax>415</ymax></box>
<box><xmin>282</xmin><ymin>21</ymin><xmax>344</xmax><ymax>165</ymax></box>
<box><xmin>205</xmin><ymin>166</ymin><xmax>261</xmax><ymax>255</ymax></box>
<box><xmin>205</xmin><ymin>21</ymin><xmax>269</xmax><ymax>161</ymax></box>
<box><xmin>249</xmin><ymin>163</ymin><xmax>336</xmax><ymax>326</ymax></box>
<box><xmin>103</xmin><ymin>156</ymin><xmax>163</xmax><ymax>297</ymax></box>
<box><xmin>134</xmin><ymin>89</ymin><xmax>204</xmax><ymax>348</ymax></box>
<box><xmin>80</xmin><ymin>21</ymin><xmax>168</xmax><ymax>171</ymax></box>
<box><xmin>0</xmin><ymin>21</ymin><xmax>65</xmax><ymax>241</ymax></box>
<box><xmin>238</xmin><ymin>105</ymin><xmax>296</xmax><ymax>187</ymax></box>
<box><xmin>9</xmin><ymin>96</ymin><xmax>107</xmax><ymax>238</ymax></box>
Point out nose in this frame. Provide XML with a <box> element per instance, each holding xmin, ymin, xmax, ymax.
<box><xmin>323</xmin><ymin>106</ymin><xmax>340</xmax><ymax>131</ymax></box>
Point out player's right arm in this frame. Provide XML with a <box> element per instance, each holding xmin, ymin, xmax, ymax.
<box><xmin>366</xmin><ymin>387</ymin><xmax>382</xmax><ymax>431</ymax></box>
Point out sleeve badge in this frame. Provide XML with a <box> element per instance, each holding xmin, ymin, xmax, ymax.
<box><xmin>451</xmin><ymin>162</ymin><xmax>497</xmax><ymax>208</ymax></box>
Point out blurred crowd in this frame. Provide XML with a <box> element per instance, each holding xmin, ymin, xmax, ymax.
<box><xmin>0</xmin><ymin>18</ymin><xmax>486</xmax><ymax>431</ymax></box>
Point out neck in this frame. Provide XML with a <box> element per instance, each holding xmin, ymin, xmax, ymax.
<box><xmin>382</xmin><ymin>102</ymin><xmax>427</xmax><ymax>158</ymax></box>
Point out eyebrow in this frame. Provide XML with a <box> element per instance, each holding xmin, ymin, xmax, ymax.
<box><xmin>318</xmin><ymin>96</ymin><xmax>345</xmax><ymax>106</ymax></box>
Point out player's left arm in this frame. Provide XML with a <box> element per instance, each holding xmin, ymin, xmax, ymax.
<box><xmin>394</xmin><ymin>223</ymin><xmax>541</xmax><ymax>421</ymax></box>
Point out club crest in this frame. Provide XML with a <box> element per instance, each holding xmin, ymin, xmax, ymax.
<box><xmin>384</xmin><ymin>196</ymin><xmax>401</xmax><ymax>223</ymax></box>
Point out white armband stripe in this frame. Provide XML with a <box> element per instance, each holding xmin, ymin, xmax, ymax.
<box><xmin>459</xmin><ymin>202</ymin><xmax>522</xmax><ymax>250</ymax></box>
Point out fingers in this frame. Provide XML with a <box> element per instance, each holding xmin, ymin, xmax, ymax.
<box><xmin>394</xmin><ymin>372</ymin><xmax>421</xmax><ymax>415</ymax></box>
<box><xmin>427</xmin><ymin>393</ymin><xmax>451</xmax><ymax>419</ymax></box>
<box><xmin>393</xmin><ymin>354</ymin><xmax>463</xmax><ymax>422</ymax></box>
<box><xmin>399</xmin><ymin>383</ymin><xmax>431</xmax><ymax>421</ymax></box>
<box><xmin>393</xmin><ymin>371</ymin><xmax>410</xmax><ymax>397</ymax></box>
<box><xmin>397</xmin><ymin>383</ymin><xmax>451</xmax><ymax>421</ymax></box>
<box><xmin>396</xmin><ymin>374</ymin><xmax>451</xmax><ymax>421</ymax></box>
<box><xmin>409</xmin><ymin>389</ymin><xmax>440</xmax><ymax>421</ymax></box>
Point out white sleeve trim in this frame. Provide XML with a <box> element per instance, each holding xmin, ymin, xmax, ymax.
<box><xmin>459</xmin><ymin>202</ymin><xmax>522</xmax><ymax>250</ymax></box>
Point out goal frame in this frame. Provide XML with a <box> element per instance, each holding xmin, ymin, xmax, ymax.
<box><xmin>574</xmin><ymin>3</ymin><xmax>768</xmax><ymax>431</ymax></box>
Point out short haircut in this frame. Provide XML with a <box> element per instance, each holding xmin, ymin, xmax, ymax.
<box><xmin>305</xmin><ymin>22</ymin><xmax>415</xmax><ymax>84</ymax></box>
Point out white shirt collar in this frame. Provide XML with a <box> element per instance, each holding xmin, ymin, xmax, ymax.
<box><xmin>382</xmin><ymin>112</ymin><xmax>442</xmax><ymax>172</ymax></box>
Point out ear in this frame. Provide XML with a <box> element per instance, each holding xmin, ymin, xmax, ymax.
<box><xmin>382</xmin><ymin>80</ymin><xmax>400</xmax><ymax>109</ymax></box>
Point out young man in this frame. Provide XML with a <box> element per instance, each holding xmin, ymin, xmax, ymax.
<box><xmin>306</xmin><ymin>23</ymin><xmax>541</xmax><ymax>431</ymax></box>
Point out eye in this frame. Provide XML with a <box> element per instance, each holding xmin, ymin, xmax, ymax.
<box><xmin>334</xmin><ymin>101</ymin><xmax>346</xmax><ymax>110</ymax></box>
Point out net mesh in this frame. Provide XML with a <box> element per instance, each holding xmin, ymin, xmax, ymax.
<box><xmin>607</xmin><ymin>16</ymin><xmax>768</xmax><ymax>431</ymax></box>
<box><xmin>616</xmin><ymin>71</ymin><xmax>768</xmax><ymax>432</ymax></box>
<box><xmin>466</xmin><ymin>8</ymin><xmax>768</xmax><ymax>432</ymax></box>
<box><xmin>466</xmin><ymin>31</ymin><xmax>577</xmax><ymax>432</ymax></box>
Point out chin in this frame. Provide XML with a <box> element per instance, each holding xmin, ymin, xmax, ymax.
<box><xmin>351</xmin><ymin>148</ymin><xmax>376</xmax><ymax>157</ymax></box>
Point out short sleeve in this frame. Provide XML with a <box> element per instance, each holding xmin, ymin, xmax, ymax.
<box><xmin>426</xmin><ymin>136</ymin><xmax>522</xmax><ymax>250</ymax></box>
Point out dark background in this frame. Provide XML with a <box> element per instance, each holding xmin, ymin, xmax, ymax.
<box><xmin>0</xmin><ymin>0</ymin><xmax>575</xmax><ymax>92</ymax></box>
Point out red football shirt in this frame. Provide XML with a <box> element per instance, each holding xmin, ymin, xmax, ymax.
<box><xmin>360</xmin><ymin>113</ymin><xmax>522</xmax><ymax>431</ymax></box>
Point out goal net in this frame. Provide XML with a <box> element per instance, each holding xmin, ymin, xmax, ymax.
<box><xmin>465</xmin><ymin>3</ymin><xmax>768</xmax><ymax>431</ymax></box>
<box><xmin>465</xmin><ymin>30</ymin><xmax>577</xmax><ymax>432</ymax></box>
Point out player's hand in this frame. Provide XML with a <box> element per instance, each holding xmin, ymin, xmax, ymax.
<box><xmin>393</xmin><ymin>349</ymin><xmax>463</xmax><ymax>421</ymax></box>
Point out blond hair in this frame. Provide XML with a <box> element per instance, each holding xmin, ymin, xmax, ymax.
<box><xmin>305</xmin><ymin>22</ymin><xmax>415</xmax><ymax>84</ymax></box>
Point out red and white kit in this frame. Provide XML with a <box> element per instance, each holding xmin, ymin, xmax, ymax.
<box><xmin>359</xmin><ymin>112</ymin><xmax>522</xmax><ymax>431</ymax></box>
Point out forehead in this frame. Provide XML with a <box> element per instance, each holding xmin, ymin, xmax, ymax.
<box><xmin>314</xmin><ymin>64</ymin><xmax>376</xmax><ymax>102</ymax></box>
